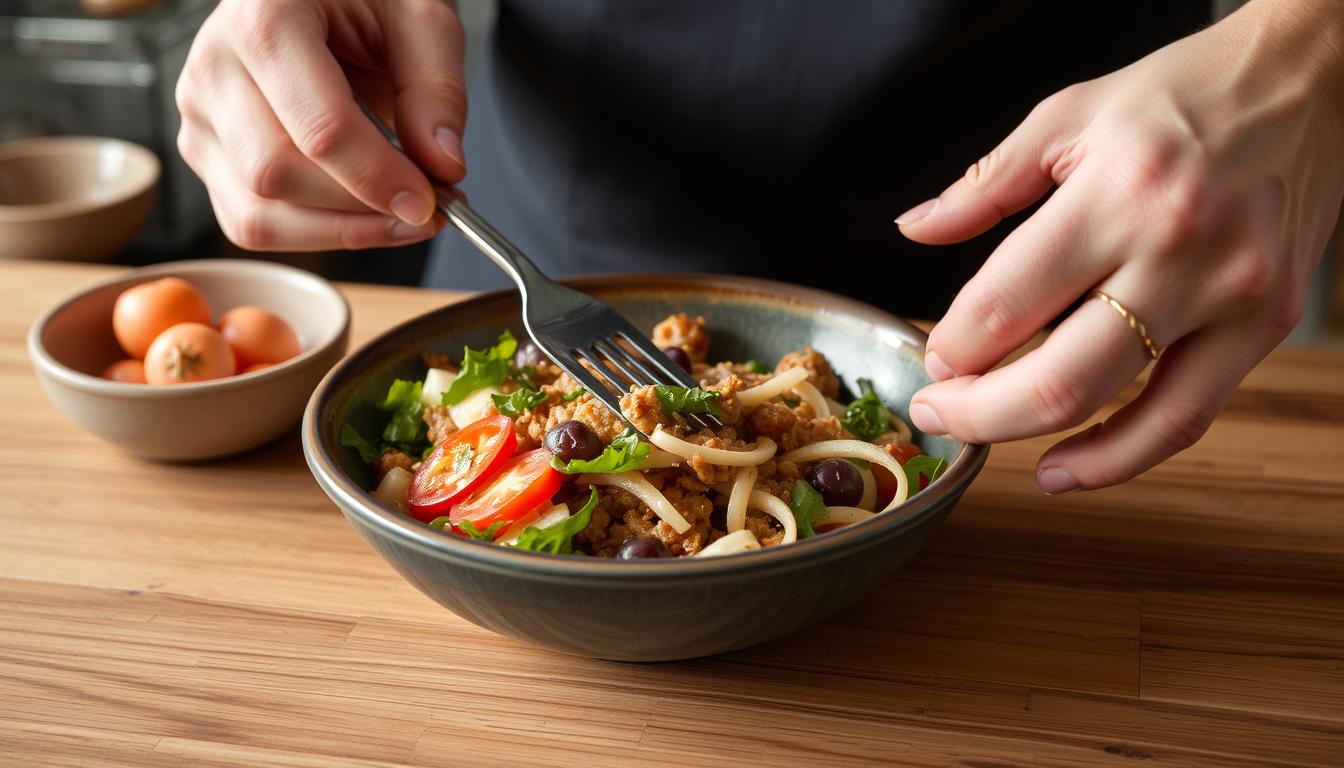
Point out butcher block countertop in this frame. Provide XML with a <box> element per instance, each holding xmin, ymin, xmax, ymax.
<box><xmin>1</xmin><ymin>260</ymin><xmax>1341</xmax><ymax>767</ymax></box>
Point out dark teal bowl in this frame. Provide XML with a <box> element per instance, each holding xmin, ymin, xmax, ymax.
<box><xmin>302</xmin><ymin>274</ymin><xmax>987</xmax><ymax>661</ymax></box>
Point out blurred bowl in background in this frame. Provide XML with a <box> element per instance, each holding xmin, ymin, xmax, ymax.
<box><xmin>0</xmin><ymin>136</ymin><xmax>160</xmax><ymax>262</ymax></box>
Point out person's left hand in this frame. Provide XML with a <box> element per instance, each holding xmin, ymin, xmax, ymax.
<box><xmin>896</xmin><ymin>0</ymin><xmax>1344</xmax><ymax>494</ymax></box>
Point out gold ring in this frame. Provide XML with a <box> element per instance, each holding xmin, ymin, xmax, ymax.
<box><xmin>1090</xmin><ymin>289</ymin><xmax>1162</xmax><ymax>360</ymax></box>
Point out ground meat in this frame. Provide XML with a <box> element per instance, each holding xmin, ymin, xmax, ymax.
<box><xmin>744</xmin><ymin>510</ymin><xmax>786</xmax><ymax>548</ymax></box>
<box><xmin>704</xmin><ymin>375</ymin><xmax>744</xmax><ymax>426</ymax></box>
<box><xmin>375</xmin><ymin>449</ymin><xmax>413</xmax><ymax>480</ymax></box>
<box><xmin>653</xmin><ymin>487</ymin><xmax>714</xmax><ymax>555</ymax></box>
<box><xmin>683</xmin><ymin>428</ymin><xmax>753</xmax><ymax>485</ymax></box>
<box><xmin>620</xmin><ymin>385</ymin><xmax>678</xmax><ymax>436</ymax></box>
<box><xmin>422</xmin><ymin>405</ymin><xmax>457</xmax><ymax>445</ymax></box>
<box><xmin>747</xmin><ymin>401</ymin><xmax>797</xmax><ymax>441</ymax></box>
<box><xmin>513</xmin><ymin>390</ymin><xmax>627</xmax><ymax>452</ymax></box>
<box><xmin>753</xmin><ymin>458</ymin><xmax>801</xmax><ymax>501</ymax></box>
<box><xmin>421</xmin><ymin>352</ymin><xmax>459</xmax><ymax>371</ymax></box>
<box><xmin>776</xmin><ymin>348</ymin><xmax>840</xmax><ymax>399</ymax></box>
<box><xmin>776</xmin><ymin>414</ymin><xmax>853</xmax><ymax>452</ymax></box>
<box><xmin>696</xmin><ymin>362</ymin><xmax>768</xmax><ymax>389</ymax></box>
<box><xmin>652</xmin><ymin>313</ymin><xmax>711</xmax><ymax>364</ymax></box>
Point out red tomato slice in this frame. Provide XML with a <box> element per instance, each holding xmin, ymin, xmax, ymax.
<box><xmin>406</xmin><ymin>415</ymin><xmax>516</xmax><ymax>522</ymax></box>
<box><xmin>873</xmin><ymin>442</ymin><xmax>923</xmax><ymax>507</ymax></box>
<box><xmin>450</xmin><ymin>448</ymin><xmax>563</xmax><ymax>530</ymax></box>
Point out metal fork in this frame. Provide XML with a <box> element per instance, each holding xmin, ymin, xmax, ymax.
<box><xmin>356</xmin><ymin>100</ymin><xmax>722</xmax><ymax>435</ymax></box>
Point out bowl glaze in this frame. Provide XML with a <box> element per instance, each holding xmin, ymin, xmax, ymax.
<box><xmin>303</xmin><ymin>274</ymin><xmax>987</xmax><ymax>661</ymax></box>
<box><xmin>29</xmin><ymin>259</ymin><xmax>349</xmax><ymax>460</ymax></box>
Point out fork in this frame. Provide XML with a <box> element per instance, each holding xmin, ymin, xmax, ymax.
<box><xmin>356</xmin><ymin>99</ymin><xmax>722</xmax><ymax>435</ymax></box>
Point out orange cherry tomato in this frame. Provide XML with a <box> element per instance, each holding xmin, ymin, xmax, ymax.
<box><xmin>217</xmin><ymin>306</ymin><xmax>302</xmax><ymax>369</ymax></box>
<box><xmin>100</xmin><ymin>358</ymin><xmax>146</xmax><ymax>384</ymax></box>
<box><xmin>112</xmin><ymin>277</ymin><xmax>212</xmax><ymax>358</ymax></box>
<box><xmin>143</xmin><ymin>323</ymin><xmax>236</xmax><ymax>385</ymax></box>
<box><xmin>407</xmin><ymin>415</ymin><xmax>517</xmax><ymax>522</ymax></box>
<box><xmin>450</xmin><ymin>448</ymin><xmax>562</xmax><ymax>530</ymax></box>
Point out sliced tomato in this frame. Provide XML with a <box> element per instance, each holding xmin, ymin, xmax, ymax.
<box><xmin>872</xmin><ymin>442</ymin><xmax>923</xmax><ymax>507</ymax></box>
<box><xmin>406</xmin><ymin>415</ymin><xmax>516</xmax><ymax>522</ymax></box>
<box><xmin>450</xmin><ymin>448</ymin><xmax>563</xmax><ymax>530</ymax></box>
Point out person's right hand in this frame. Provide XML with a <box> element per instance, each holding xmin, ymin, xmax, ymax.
<box><xmin>176</xmin><ymin>0</ymin><xmax>466</xmax><ymax>251</ymax></box>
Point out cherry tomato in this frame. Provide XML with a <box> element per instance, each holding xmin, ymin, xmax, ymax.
<box><xmin>113</xmin><ymin>277</ymin><xmax>212</xmax><ymax>358</ymax></box>
<box><xmin>450</xmin><ymin>448</ymin><xmax>563</xmax><ymax>530</ymax></box>
<box><xmin>241</xmin><ymin>362</ymin><xmax>273</xmax><ymax>374</ymax></box>
<box><xmin>407</xmin><ymin>415</ymin><xmax>516</xmax><ymax>522</ymax></box>
<box><xmin>143</xmin><ymin>323</ymin><xmax>236</xmax><ymax>385</ymax></box>
<box><xmin>872</xmin><ymin>442</ymin><xmax>923</xmax><ymax>507</ymax></box>
<box><xmin>100</xmin><ymin>358</ymin><xmax>146</xmax><ymax>384</ymax></box>
<box><xmin>217</xmin><ymin>306</ymin><xmax>302</xmax><ymax>369</ymax></box>
<box><xmin>814</xmin><ymin>523</ymin><xmax>846</xmax><ymax>535</ymax></box>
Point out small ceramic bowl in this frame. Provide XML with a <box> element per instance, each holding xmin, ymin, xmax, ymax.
<box><xmin>303</xmin><ymin>274</ymin><xmax>988</xmax><ymax>661</ymax></box>
<box><xmin>29</xmin><ymin>259</ymin><xmax>349</xmax><ymax>461</ymax></box>
<box><xmin>0</xmin><ymin>136</ymin><xmax>160</xmax><ymax>262</ymax></box>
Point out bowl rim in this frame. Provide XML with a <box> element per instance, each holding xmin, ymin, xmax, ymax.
<box><xmin>0</xmin><ymin>136</ymin><xmax>161</xmax><ymax>222</ymax></box>
<box><xmin>27</xmin><ymin>258</ymin><xmax>351</xmax><ymax>399</ymax></box>
<box><xmin>303</xmin><ymin>272</ymin><xmax>989</xmax><ymax>580</ymax></box>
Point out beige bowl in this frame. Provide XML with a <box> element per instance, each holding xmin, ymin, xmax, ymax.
<box><xmin>28</xmin><ymin>259</ymin><xmax>350</xmax><ymax>461</ymax></box>
<box><xmin>0</xmin><ymin>136</ymin><xmax>160</xmax><ymax>261</ymax></box>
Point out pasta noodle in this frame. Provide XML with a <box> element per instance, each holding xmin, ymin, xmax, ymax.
<box><xmin>696</xmin><ymin>529</ymin><xmax>762</xmax><ymax>557</ymax></box>
<box><xmin>578</xmin><ymin>472</ymin><xmax>693</xmax><ymax>533</ymax></box>
<box><xmin>815</xmin><ymin>506</ymin><xmax>876</xmax><ymax>527</ymax></box>
<box><xmin>725</xmin><ymin>465</ymin><xmax>758</xmax><ymax>533</ymax></box>
<box><xmin>737</xmin><ymin>366</ymin><xmax>808</xmax><ymax>407</ymax></box>
<box><xmin>793</xmin><ymin>380</ymin><xmax>829</xmax><ymax>419</ymax></box>
<box><xmin>748</xmin><ymin>490</ymin><xmax>799</xmax><ymax>545</ymax></box>
<box><xmin>641</xmin><ymin>446</ymin><xmax>683</xmax><ymax>469</ymax></box>
<box><xmin>857</xmin><ymin>466</ymin><xmax>876</xmax><ymax>511</ymax></box>
<box><xmin>650</xmin><ymin>426</ymin><xmax>777</xmax><ymax>466</ymax></box>
<box><xmin>781</xmin><ymin>440</ymin><xmax>910</xmax><ymax>510</ymax></box>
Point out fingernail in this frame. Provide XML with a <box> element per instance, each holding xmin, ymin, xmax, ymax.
<box><xmin>436</xmin><ymin>127</ymin><xmax>465</xmax><ymax>167</ymax></box>
<box><xmin>895</xmin><ymin>198</ymin><xmax>938</xmax><ymax>226</ymax></box>
<box><xmin>390</xmin><ymin>191</ymin><xmax>433</xmax><ymax>226</ymax></box>
<box><xmin>924</xmin><ymin>350</ymin><xmax>956</xmax><ymax>382</ymax></box>
<box><xmin>389</xmin><ymin>219</ymin><xmax>434</xmax><ymax>240</ymax></box>
<box><xmin>1038</xmin><ymin>467</ymin><xmax>1080</xmax><ymax>495</ymax></box>
<box><xmin>909</xmin><ymin>402</ymin><xmax>946</xmax><ymax>435</ymax></box>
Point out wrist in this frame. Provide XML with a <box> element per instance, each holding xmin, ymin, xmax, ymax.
<box><xmin>1237</xmin><ymin>0</ymin><xmax>1344</xmax><ymax>136</ymax></box>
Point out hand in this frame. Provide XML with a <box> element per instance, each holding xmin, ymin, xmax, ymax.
<box><xmin>897</xmin><ymin>0</ymin><xmax>1344</xmax><ymax>493</ymax></box>
<box><xmin>176</xmin><ymin>0</ymin><xmax>466</xmax><ymax>251</ymax></box>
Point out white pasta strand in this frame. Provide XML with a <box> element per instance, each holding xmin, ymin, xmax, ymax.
<box><xmin>641</xmin><ymin>446</ymin><xmax>683</xmax><ymax>469</ymax></box>
<box><xmin>857</xmin><ymin>466</ymin><xmax>876</xmax><ymax>511</ymax></box>
<box><xmin>826</xmin><ymin>397</ymin><xmax>847</xmax><ymax>418</ymax></box>
<box><xmin>737</xmin><ymin>367</ymin><xmax>809</xmax><ymax>407</ymax></box>
<box><xmin>781</xmin><ymin>440</ymin><xmax>910</xmax><ymax>510</ymax></box>
<box><xmin>792</xmin><ymin>380</ymin><xmax>830</xmax><ymax>418</ymax></box>
<box><xmin>725</xmin><ymin>465</ymin><xmax>758</xmax><ymax>533</ymax></box>
<box><xmin>696</xmin><ymin>529</ymin><xmax>762</xmax><ymax>557</ymax></box>
<box><xmin>650</xmin><ymin>426</ymin><xmax>777</xmax><ymax>466</ymax></box>
<box><xmin>748</xmin><ymin>490</ymin><xmax>798</xmax><ymax>545</ymax></box>
<box><xmin>577</xmin><ymin>472</ymin><xmax>693</xmax><ymax>533</ymax></box>
<box><xmin>815</xmin><ymin>506</ymin><xmax>876</xmax><ymax>527</ymax></box>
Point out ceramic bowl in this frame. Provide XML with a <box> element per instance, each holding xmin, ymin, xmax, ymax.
<box><xmin>0</xmin><ymin>136</ymin><xmax>160</xmax><ymax>262</ymax></box>
<box><xmin>303</xmin><ymin>274</ymin><xmax>988</xmax><ymax>661</ymax></box>
<box><xmin>29</xmin><ymin>259</ymin><xmax>349</xmax><ymax>461</ymax></box>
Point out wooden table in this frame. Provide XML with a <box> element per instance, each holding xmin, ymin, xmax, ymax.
<box><xmin>2</xmin><ymin>261</ymin><xmax>1341</xmax><ymax>767</ymax></box>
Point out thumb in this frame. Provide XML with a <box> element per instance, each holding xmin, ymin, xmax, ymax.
<box><xmin>897</xmin><ymin>90</ymin><xmax>1083</xmax><ymax>245</ymax></box>
<box><xmin>380</xmin><ymin>0</ymin><xmax>468</xmax><ymax>184</ymax></box>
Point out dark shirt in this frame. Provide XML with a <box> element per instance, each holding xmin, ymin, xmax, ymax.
<box><xmin>426</xmin><ymin>0</ymin><xmax>1207</xmax><ymax>319</ymax></box>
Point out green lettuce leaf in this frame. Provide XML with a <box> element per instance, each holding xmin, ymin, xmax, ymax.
<box><xmin>442</xmin><ymin>330</ymin><xmax>518</xmax><ymax>406</ymax></box>
<box><xmin>378</xmin><ymin>379</ymin><xmax>426</xmax><ymax>445</ymax></box>
<box><xmin>491</xmin><ymin>387</ymin><xmax>549</xmax><ymax>417</ymax></box>
<box><xmin>551</xmin><ymin>427</ymin><xmax>650</xmax><ymax>474</ymax></box>
<box><xmin>789</xmin><ymin>479</ymin><xmax>826</xmax><ymax>539</ymax></box>
<box><xmin>339</xmin><ymin>423</ymin><xmax>379</xmax><ymax>464</ymax></box>
<box><xmin>509</xmin><ymin>487</ymin><xmax>598</xmax><ymax>555</ymax></box>
<box><xmin>457</xmin><ymin>520</ymin><xmax>507</xmax><ymax>541</ymax></box>
<box><xmin>562</xmin><ymin>388</ymin><xmax>586</xmax><ymax>402</ymax></box>
<box><xmin>902</xmin><ymin>455</ymin><xmax>947</xmax><ymax>493</ymax></box>
<box><xmin>841</xmin><ymin>378</ymin><xmax>892</xmax><ymax>441</ymax></box>
<box><xmin>653</xmin><ymin>385</ymin><xmax>721</xmax><ymax>416</ymax></box>
<box><xmin>743</xmin><ymin>359</ymin><xmax>769</xmax><ymax>374</ymax></box>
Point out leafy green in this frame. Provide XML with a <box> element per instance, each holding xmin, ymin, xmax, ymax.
<box><xmin>841</xmin><ymin>378</ymin><xmax>892</xmax><ymax>441</ymax></box>
<box><xmin>453</xmin><ymin>444</ymin><xmax>475</xmax><ymax>475</ymax></box>
<box><xmin>743</xmin><ymin>359</ymin><xmax>769</xmax><ymax>374</ymax></box>
<box><xmin>509</xmin><ymin>487</ymin><xmax>598</xmax><ymax>555</ymax></box>
<box><xmin>442</xmin><ymin>331</ymin><xmax>518</xmax><ymax>406</ymax></box>
<box><xmin>339</xmin><ymin>424</ymin><xmax>379</xmax><ymax>463</ymax></box>
<box><xmin>551</xmin><ymin>427</ymin><xmax>650</xmax><ymax>475</ymax></box>
<box><xmin>789</xmin><ymin>479</ymin><xmax>826</xmax><ymax>539</ymax></box>
<box><xmin>378</xmin><ymin>379</ymin><xmax>426</xmax><ymax>445</ymax></box>
<box><xmin>781</xmin><ymin>396</ymin><xmax>800</xmax><ymax>408</ymax></box>
<box><xmin>457</xmin><ymin>520</ymin><xmax>507</xmax><ymax>541</ymax></box>
<box><xmin>508</xmin><ymin>364</ymin><xmax>537</xmax><ymax>389</ymax></box>
<box><xmin>426</xmin><ymin>516</ymin><xmax>453</xmax><ymax>530</ymax></box>
<box><xmin>491</xmin><ymin>387</ymin><xmax>549</xmax><ymax>417</ymax></box>
<box><xmin>902</xmin><ymin>455</ymin><xmax>947</xmax><ymax>493</ymax></box>
<box><xmin>562</xmin><ymin>388</ymin><xmax>586</xmax><ymax>402</ymax></box>
<box><xmin>653</xmin><ymin>385</ymin><xmax>721</xmax><ymax>416</ymax></box>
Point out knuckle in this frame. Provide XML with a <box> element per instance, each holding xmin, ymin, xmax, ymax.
<box><xmin>1222</xmin><ymin>247</ymin><xmax>1276</xmax><ymax>306</ymax></box>
<box><xmin>234</xmin><ymin>0</ymin><xmax>291</xmax><ymax>59</ymax></box>
<box><xmin>336</xmin><ymin>218</ymin><xmax>372</xmax><ymax>251</ymax></box>
<box><xmin>963</xmin><ymin>148</ymin><xmax>1000</xmax><ymax>191</ymax></box>
<box><xmin>1152</xmin><ymin>402</ymin><xmax>1215</xmax><ymax>453</ymax></box>
<box><xmin>1029</xmin><ymin>372</ymin><xmax>1091</xmax><ymax>432</ymax></box>
<box><xmin>1267</xmin><ymin>289</ymin><xmax>1306</xmax><ymax>339</ymax></box>
<box><xmin>241</xmin><ymin>148</ymin><xmax>290</xmax><ymax>200</ymax></box>
<box><xmin>293</xmin><ymin>110</ymin><xmax>349</xmax><ymax>162</ymax></box>
<box><xmin>227</xmin><ymin>205</ymin><xmax>270</xmax><ymax>251</ymax></box>
<box><xmin>420</xmin><ymin>73</ymin><xmax>468</xmax><ymax>115</ymax></box>
<box><xmin>968</xmin><ymin>286</ymin><xmax>1022</xmax><ymax>343</ymax></box>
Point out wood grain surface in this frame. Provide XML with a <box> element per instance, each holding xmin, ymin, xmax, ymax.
<box><xmin>1</xmin><ymin>261</ymin><xmax>1341</xmax><ymax>767</ymax></box>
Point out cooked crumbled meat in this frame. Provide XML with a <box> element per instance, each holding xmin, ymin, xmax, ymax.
<box><xmin>421</xmin><ymin>352</ymin><xmax>458</xmax><ymax>371</ymax></box>
<box><xmin>777</xmin><ymin>414</ymin><xmax>852</xmax><ymax>452</ymax></box>
<box><xmin>705</xmin><ymin>374</ymin><xmax>744</xmax><ymax>425</ymax></box>
<box><xmin>683</xmin><ymin>428</ymin><xmax>752</xmax><ymax>485</ymax></box>
<box><xmin>753</xmin><ymin>458</ymin><xmax>801</xmax><ymax>500</ymax></box>
<box><xmin>744</xmin><ymin>510</ymin><xmax>786</xmax><ymax>548</ymax></box>
<box><xmin>375</xmin><ymin>449</ymin><xmax>414</xmax><ymax>480</ymax></box>
<box><xmin>776</xmin><ymin>348</ymin><xmax>840</xmax><ymax>399</ymax></box>
<box><xmin>697</xmin><ymin>362</ymin><xmax>768</xmax><ymax>389</ymax></box>
<box><xmin>620</xmin><ymin>385</ymin><xmax>678</xmax><ymax>436</ymax></box>
<box><xmin>747</xmin><ymin>400</ymin><xmax>797</xmax><ymax>441</ymax></box>
<box><xmin>652</xmin><ymin>313</ymin><xmax>710</xmax><ymax>363</ymax></box>
<box><xmin>423</xmin><ymin>405</ymin><xmax>457</xmax><ymax>444</ymax></box>
<box><xmin>513</xmin><ymin>389</ymin><xmax>626</xmax><ymax>452</ymax></box>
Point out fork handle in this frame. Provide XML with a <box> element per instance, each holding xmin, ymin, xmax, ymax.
<box><xmin>354</xmin><ymin>97</ymin><xmax>543</xmax><ymax>291</ymax></box>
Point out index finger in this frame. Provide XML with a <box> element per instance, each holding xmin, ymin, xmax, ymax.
<box><xmin>227</xmin><ymin>2</ymin><xmax>435</xmax><ymax>225</ymax></box>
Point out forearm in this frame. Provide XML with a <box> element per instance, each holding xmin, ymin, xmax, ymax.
<box><xmin>1238</xmin><ymin>0</ymin><xmax>1344</xmax><ymax>137</ymax></box>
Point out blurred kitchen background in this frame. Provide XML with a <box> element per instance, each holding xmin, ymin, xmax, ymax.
<box><xmin>2</xmin><ymin>0</ymin><xmax>1341</xmax><ymax>345</ymax></box>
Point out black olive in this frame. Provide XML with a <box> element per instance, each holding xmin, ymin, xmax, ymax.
<box><xmin>660</xmin><ymin>346</ymin><xmax>691</xmax><ymax>372</ymax></box>
<box><xmin>544</xmin><ymin>420</ymin><xmax>603</xmax><ymax>462</ymax></box>
<box><xmin>618</xmin><ymin>535</ymin><xmax>673</xmax><ymax>559</ymax></box>
<box><xmin>805</xmin><ymin>458</ymin><xmax>864</xmax><ymax>507</ymax></box>
<box><xmin>513</xmin><ymin>340</ymin><xmax>545</xmax><ymax>369</ymax></box>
